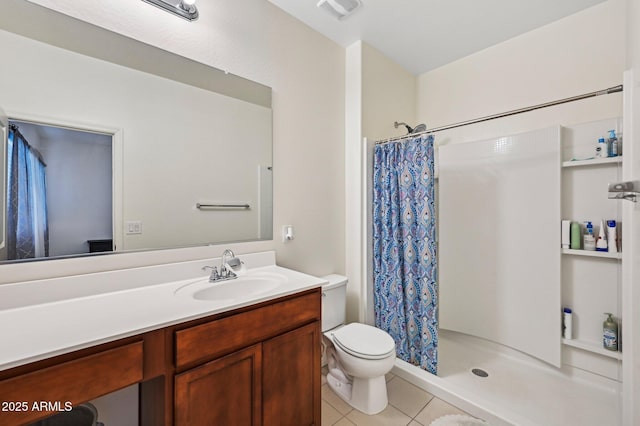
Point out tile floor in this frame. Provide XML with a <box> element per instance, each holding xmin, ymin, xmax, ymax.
<box><xmin>321</xmin><ymin>369</ymin><xmax>474</xmax><ymax>426</ymax></box>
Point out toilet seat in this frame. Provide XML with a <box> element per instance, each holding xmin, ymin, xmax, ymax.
<box><xmin>331</xmin><ymin>323</ymin><xmax>396</xmax><ymax>360</ymax></box>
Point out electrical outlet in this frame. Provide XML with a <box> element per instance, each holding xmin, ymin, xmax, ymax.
<box><xmin>126</xmin><ymin>221</ymin><xmax>142</xmax><ymax>235</ymax></box>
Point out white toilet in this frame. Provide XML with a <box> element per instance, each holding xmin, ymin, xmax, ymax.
<box><xmin>322</xmin><ymin>274</ymin><xmax>396</xmax><ymax>415</ymax></box>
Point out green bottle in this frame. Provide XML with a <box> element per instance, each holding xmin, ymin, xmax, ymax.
<box><xmin>603</xmin><ymin>313</ymin><xmax>618</xmax><ymax>351</ymax></box>
<box><xmin>570</xmin><ymin>222</ymin><xmax>581</xmax><ymax>249</ymax></box>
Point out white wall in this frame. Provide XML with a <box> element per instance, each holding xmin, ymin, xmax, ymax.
<box><xmin>345</xmin><ymin>41</ymin><xmax>416</xmax><ymax>322</ymax></box>
<box><xmin>345</xmin><ymin>42</ymin><xmax>364</xmax><ymax>324</ymax></box>
<box><xmin>416</xmin><ymin>0</ymin><xmax>626</xmax><ymax>383</ymax></box>
<box><xmin>362</xmin><ymin>43</ymin><xmax>417</xmax><ymax>142</ymax></box>
<box><xmin>42</xmin><ymin>132</ymin><xmax>112</xmax><ymax>257</ymax></box>
<box><xmin>417</xmin><ymin>0</ymin><xmax>624</xmax><ymax>146</ymax></box>
<box><xmin>0</xmin><ymin>0</ymin><xmax>345</xmax><ymax>282</ymax></box>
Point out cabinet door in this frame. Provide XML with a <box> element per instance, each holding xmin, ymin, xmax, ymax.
<box><xmin>175</xmin><ymin>344</ymin><xmax>262</xmax><ymax>426</ymax></box>
<box><xmin>263</xmin><ymin>322</ymin><xmax>320</xmax><ymax>426</ymax></box>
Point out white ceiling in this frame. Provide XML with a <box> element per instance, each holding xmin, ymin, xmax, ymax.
<box><xmin>267</xmin><ymin>0</ymin><xmax>605</xmax><ymax>75</ymax></box>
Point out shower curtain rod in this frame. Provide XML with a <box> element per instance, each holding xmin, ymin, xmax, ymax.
<box><xmin>374</xmin><ymin>84</ymin><xmax>623</xmax><ymax>145</ymax></box>
<box><xmin>8</xmin><ymin>123</ymin><xmax>48</xmax><ymax>166</ymax></box>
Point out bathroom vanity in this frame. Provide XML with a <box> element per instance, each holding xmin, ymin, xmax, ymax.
<box><xmin>0</xmin><ymin>252</ymin><xmax>323</xmax><ymax>426</ymax></box>
<box><xmin>172</xmin><ymin>289</ymin><xmax>320</xmax><ymax>425</ymax></box>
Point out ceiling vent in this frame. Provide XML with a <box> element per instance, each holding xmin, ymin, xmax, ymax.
<box><xmin>317</xmin><ymin>0</ymin><xmax>362</xmax><ymax>20</ymax></box>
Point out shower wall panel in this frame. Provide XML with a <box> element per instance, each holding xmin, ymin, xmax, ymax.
<box><xmin>439</xmin><ymin>126</ymin><xmax>562</xmax><ymax>367</ymax></box>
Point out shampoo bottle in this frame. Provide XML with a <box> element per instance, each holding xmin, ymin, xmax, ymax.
<box><xmin>561</xmin><ymin>220</ymin><xmax>570</xmax><ymax>249</ymax></box>
<box><xmin>595</xmin><ymin>138</ymin><xmax>606</xmax><ymax>158</ymax></box>
<box><xmin>607</xmin><ymin>130</ymin><xmax>618</xmax><ymax>157</ymax></box>
<box><xmin>596</xmin><ymin>219</ymin><xmax>608</xmax><ymax>252</ymax></box>
<box><xmin>603</xmin><ymin>313</ymin><xmax>618</xmax><ymax>351</ymax></box>
<box><xmin>583</xmin><ymin>221</ymin><xmax>596</xmax><ymax>251</ymax></box>
<box><xmin>563</xmin><ymin>308</ymin><xmax>573</xmax><ymax>339</ymax></box>
<box><xmin>570</xmin><ymin>222</ymin><xmax>581</xmax><ymax>249</ymax></box>
<box><xmin>607</xmin><ymin>220</ymin><xmax>618</xmax><ymax>253</ymax></box>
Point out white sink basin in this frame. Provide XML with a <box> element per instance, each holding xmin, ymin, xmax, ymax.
<box><xmin>193</xmin><ymin>277</ymin><xmax>281</xmax><ymax>302</ymax></box>
<box><xmin>175</xmin><ymin>271</ymin><xmax>288</xmax><ymax>303</ymax></box>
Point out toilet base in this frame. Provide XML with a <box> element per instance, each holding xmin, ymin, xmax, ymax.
<box><xmin>326</xmin><ymin>371</ymin><xmax>352</xmax><ymax>402</ymax></box>
<box><xmin>327</xmin><ymin>373</ymin><xmax>388</xmax><ymax>415</ymax></box>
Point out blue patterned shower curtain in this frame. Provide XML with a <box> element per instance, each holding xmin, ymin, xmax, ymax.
<box><xmin>373</xmin><ymin>135</ymin><xmax>438</xmax><ymax>374</ymax></box>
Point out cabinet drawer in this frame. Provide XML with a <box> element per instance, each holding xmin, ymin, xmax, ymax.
<box><xmin>0</xmin><ymin>341</ymin><xmax>143</xmax><ymax>425</ymax></box>
<box><xmin>175</xmin><ymin>290</ymin><xmax>320</xmax><ymax>370</ymax></box>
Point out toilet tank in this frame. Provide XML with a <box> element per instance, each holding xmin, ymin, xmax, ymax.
<box><xmin>321</xmin><ymin>274</ymin><xmax>348</xmax><ymax>332</ymax></box>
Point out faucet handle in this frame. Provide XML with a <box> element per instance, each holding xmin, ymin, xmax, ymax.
<box><xmin>202</xmin><ymin>265</ymin><xmax>220</xmax><ymax>281</ymax></box>
<box><xmin>220</xmin><ymin>263</ymin><xmax>238</xmax><ymax>279</ymax></box>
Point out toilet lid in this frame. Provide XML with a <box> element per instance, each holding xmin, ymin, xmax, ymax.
<box><xmin>331</xmin><ymin>323</ymin><xmax>396</xmax><ymax>360</ymax></box>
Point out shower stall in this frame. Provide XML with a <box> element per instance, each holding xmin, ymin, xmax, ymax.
<box><xmin>392</xmin><ymin>124</ymin><xmax>620</xmax><ymax>426</ymax></box>
<box><xmin>360</xmin><ymin>88</ymin><xmax>626</xmax><ymax>425</ymax></box>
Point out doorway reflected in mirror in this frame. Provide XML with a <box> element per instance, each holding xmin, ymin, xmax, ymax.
<box><xmin>1</xmin><ymin>121</ymin><xmax>112</xmax><ymax>261</ymax></box>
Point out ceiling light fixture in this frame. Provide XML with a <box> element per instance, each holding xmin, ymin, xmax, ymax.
<box><xmin>317</xmin><ymin>0</ymin><xmax>362</xmax><ymax>20</ymax></box>
<box><xmin>141</xmin><ymin>0</ymin><xmax>199</xmax><ymax>21</ymax></box>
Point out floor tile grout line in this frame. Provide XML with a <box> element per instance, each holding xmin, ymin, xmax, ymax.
<box><xmin>331</xmin><ymin>413</ymin><xmax>345</xmax><ymax>426</ymax></box>
<box><xmin>388</xmin><ymin>400</ymin><xmax>428</xmax><ymax>422</ymax></box>
<box><xmin>321</xmin><ymin>393</ymin><xmax>353</xmax><ymax>418</ymax></box>
<box><xmin>324</xmin><ymin>398</ymin><xmax>353</xmax><ymax>417</ymax></box>
<box><xmin>323</xmin><ymin>375</ymin><xmax>458</xmax><ymax>426</ymax></box>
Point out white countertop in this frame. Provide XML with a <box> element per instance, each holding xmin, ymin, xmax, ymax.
<box><xmin>0</xmin><ymin>252</ymin><xmax>327</xmax><ymax>371</ymax></box>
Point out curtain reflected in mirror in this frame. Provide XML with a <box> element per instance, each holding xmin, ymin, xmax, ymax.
<box><xmin>6</xmin><ymin>125</ymin><xmax>49</xmax><ymax>259</ymax></box>
<box><xmin>1</xmin><ymin>122</ymin><xmax>112</xmax><ymax>261</ymax></box>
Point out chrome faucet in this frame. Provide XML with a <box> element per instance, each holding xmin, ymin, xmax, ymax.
<box><xmin>220</xmin><ymin>249</ymin><xmax>237</xmax><ymax>278</ymax></box>
<box><xmin>202</xmin><ymin>249</ymin><xmax>239</xmax><ymax>283</ymax></box>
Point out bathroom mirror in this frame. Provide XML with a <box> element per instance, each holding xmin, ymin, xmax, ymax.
<box><xmin>0</xmin><ymin>0</ymin><xmax>272</xmax><ymax>263</ymax></box>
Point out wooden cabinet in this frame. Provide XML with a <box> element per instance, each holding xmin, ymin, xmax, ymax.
<box><xmin>0</xmin><ymin>288</ymin><xmax>321</xmax><ymax>426</ymax></box>
<box><xmin>174</xmin><ymin>291</ymin><xmax>320</xmax><ymax>370</ymax></box>
<box><xmin>263</xmin><ymin>323</ymin><xmax>320</xmax><ymax>426</ymax></box>
<box><xmin>173</xmin><ymin>290</ymin><xmax>321</xmax><ymax>426</ymax></box>
<box><xmin>0</xmin><ymin>342</ymin><xmax>143</xmax><ymax>425</ymax></box>
<box><xmin>175</xmin><ymin>344</ymin><xmax>262</xmax><ymax>426</ymax></box>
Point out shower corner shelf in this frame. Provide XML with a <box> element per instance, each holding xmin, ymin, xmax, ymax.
<box><xmin>562</xmin><ymin>338</ymin><xmax>622</xmax><ymax>360</ymax></box>
<box><xmin>562</xmin><ymin>156</ymin><xmax>622</xmax><ymax>168</ymax></box>
<box><xmin>561</xmin><ymin>248</ymin><xmax>622</xmax><ymax>259</ymax></box>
